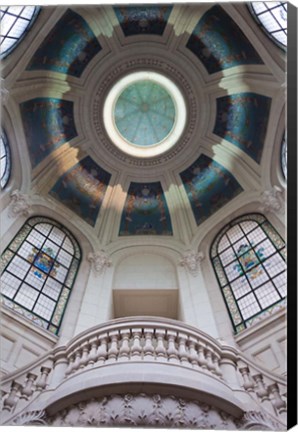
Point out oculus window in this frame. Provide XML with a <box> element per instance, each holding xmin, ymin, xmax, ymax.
<box><xmin>249</xmin><ymin>2</ymin><xmax>287</xmax><ymax>49</ymax></box>
<box><xmin>210</xmin><ymin>214</ymin><xmax>286</xmax><ymax>333</ymax></box>
<box><xmin>0</xmin><ymin>130</ymin><xmax>11</xmax><ymax>189</ymax></box>
<box><xmin>0</xmin><ymin>217</ymin><xmax>81</xmax><ymax>335</ymax></box>
<box><xmin>0</xmin><ymin>6</ymin><xmax>40</xmax><ymax>58</ymax></box>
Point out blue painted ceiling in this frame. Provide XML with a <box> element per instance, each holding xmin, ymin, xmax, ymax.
<box><xmin>16</xmin><ymin>5</ymin><xmax>274</xmax><ymax>234</ymax></box>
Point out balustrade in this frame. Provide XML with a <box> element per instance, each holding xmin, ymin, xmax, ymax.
<box><xmin>0</xmin><ymin>317</ymin><xmax>287</xmax><ymax>427</ymax></box>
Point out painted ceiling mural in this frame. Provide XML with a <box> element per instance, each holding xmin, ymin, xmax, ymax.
<box><xmin>213</xmin><ymin>93</ymin><xmax>272</xmax><ymax>163</ymax></box>
<box><xmin>26</xmin><ymin>9</ymin><xmax>101</xmax><ymax>77</ymax></box>
<box><xmin>186</xmin><ymin>5</ymin><xmax>264</xmax><ymax>74</ymax></box>
<box><xmin>113</xmin><ymin>5</ymin><xmax>173</xmax><ymax>36</ymax></box>
<box><xmin>20</xmin><ymin>98</ymin><xmax>77</xmax><ymax>168</ymax></box>
<box><xmin>180</xmin><ymin>154</ymin><xmax>243</xmax><ymax>226</ymax></box>
<box><xmin>15</xmin><ymin>5</ymin><xmax>275</xmax><ymax>235</ymax></box>
<box><xmin>49</xmin><ymin>156</ymin><xmax>111</xmax><ymax>227</ymax></box>
<box><xmin>119</xmin><ymin>182</ymin><xmax>173</xmax><ymax>236</ymax></box>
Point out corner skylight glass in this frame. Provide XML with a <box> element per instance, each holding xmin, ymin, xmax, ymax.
<box><xmin>0</xmin><ymin>130</ymin><xmax>11</xmax><ymax>189</ymax></box>
<box><xmin>249</xmin><ymin>2</ymin><xmax>287</xmax><ymax>49</ymax></box>
<box><xmin>0</xmin><ymin>6</ymin><xmax>40</xmax><ymax>59</ymax></box>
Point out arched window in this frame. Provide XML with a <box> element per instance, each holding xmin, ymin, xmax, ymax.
<box><xmin>0</xmin><ymin>217</ymin><xmax>81</xmax><ymax>335</ymax></box>
<box><xmin>0</xmin><ymin>130</ymin><xmax>11</xmax><ymax>189</ymax></box>
<box><xmin>281</xmin><ymin>133</ymin><xmax>287</xmax><ymax>180</ymax></box>
<box><xmin>210</xmin><ymin>214</ymin><xmax>286</xmax><ymax>333</ymax></box>
<box><xmin>0</xmin><ymin>6</ymin><xmax>40</xmax><ymax>59</ymax></box>
<box><xmin>248</xmin><ymin>2</ymin><xmax>287</xmax><ymax>50</ymax></box>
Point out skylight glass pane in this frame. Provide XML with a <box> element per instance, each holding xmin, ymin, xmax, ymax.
<box><xmin>0</xmin><ymin>131</ymin><xmax>11</xmax><ymax>189</ymax></box>
<box><xmin>249</xmin><ymin>1</ymin><xmax>287</xmax><ymax>49</ymax></box>
<box><xmin>8</xmin><ymin>6</ymin><xmax>24</xmax><ymax>16</ymax></box>
<box><xmin>0</xmin><ymin>6</ymin><xmax>39</xmax><ymax>58</ymax></box>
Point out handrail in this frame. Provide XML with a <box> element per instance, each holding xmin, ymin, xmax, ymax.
<box><xmin>0</xmin><ymin>317</ymin><xmax>287</xmax><ymax>425</ymax></box>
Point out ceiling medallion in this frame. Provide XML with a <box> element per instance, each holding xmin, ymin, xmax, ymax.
<box><xmin>103</xmin><ymin>71</ymin><xmax>187</xmax><ymax>158</ymax></box>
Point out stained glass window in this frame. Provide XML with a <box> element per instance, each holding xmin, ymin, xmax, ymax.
<box><xmin>211</xmin><ymin>213</ymin><xmax>286</xmax><ymax>333</ymax></box>
<box><xmin>0</xmin><ymin>6</ymin><xmax>40</xmax><ymax>59</ymax></box>
<box><xmin>281</xmin><ymin>133</ymin><xmax>287</xmax><ymax>180</ymax></box>
<box><xmin>0</xmin><ymin>217</ymin><xmax>81</xmax><ymax>335</ymax></box>
<box><xmin>248</xmin><ymin>2</ymin><xmax>287</xmax><ymax>50</ymax></box>
<box><xmin>0</xmin><ymin>130</ymin><xmax>11</xmax><ymax>189</ymax></box>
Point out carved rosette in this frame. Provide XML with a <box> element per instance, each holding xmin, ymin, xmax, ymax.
<box><xmin>179</xmin><ymin>250</ymin><xmax>205</xmax><ymax>276</ymax></box>
<box><xmin>8</xmin><ymin>189</ymin><xmax>32</xmax><ymax>218</ymax></box>
<box><xmin>87</xmin><ymin>250</ymin><xmax>112</xmax><ymax>274</ymax></box>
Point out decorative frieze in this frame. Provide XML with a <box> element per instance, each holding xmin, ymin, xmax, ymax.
<box><xmin>45</xmin><ymin>393</ymin><xmax>239</xmax><ymax>429</ymax></box>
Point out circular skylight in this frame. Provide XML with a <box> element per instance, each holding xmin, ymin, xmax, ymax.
<box><xmin>114</xmin><ymin>80</ymin><xmax>176</xmax><ymax>147</ymax></box>
<box><xmin>0</xmin><ymin>6</ymin><xmax>40</xmax><ymax>59</ymax></box>
<box><xmin>249</xmin><ymin>2</ymin><xmax>287</xmax><ymax>49</ymax></box>
<box><xmin>103</xmin><ymin>71</ymin><xmax>187</xmax><ymax>158</ymax></box>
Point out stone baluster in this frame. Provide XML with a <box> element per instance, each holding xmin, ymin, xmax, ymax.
<box><xmin>205</xmin><ymin>348</ymin><xmax>216</xmax><ymax>374</ymax></box>
<box><xmin>155</xmin><ymin>330</ymin><xmax>167</xmax><ymax>361</ymax></box>
<box><xmin>3</xmin><ymin>381</ymin><xmax>22</xmax><ymax>412</ymax></box>
<box><xmin>197</xmin><ymin>342</ymin><xmax>208</xmax><ymax>369</ymax></box>
<box><xmin>167</xmin><ymin>330</ymin><xmax>179</xmax><ymax>363</ymax></box>
<box><xmin>212</xmin><ymin>353</ymin><xmax>223</xmax><ymax>377</ymax></box>
<box><xmin>143</xmin><ymin>328</ymin><xmax>154</xmax><ymax>360</ymax></box>
<box><xmin>35</xmin><ymin>367</ymin><xmax>51</xmax><ymax>392</ymax></box>
<box><xmin>219</xmin><ymin>347</ymin><xmax>241</xmax><ymax>388</ymax></box>
<box><xmin>20</xmin><ymin>373</ymin><xmax>37</xmax><ymax>400</ymax></box>
<box><xmin>188</xmin><ymin>337</ymin><xmax>199</xmax><ymax>369</ymax></box>
<box><xmin>268</xmin><ymin>383</ymin><xmax>287</xmax><ymax>414</ymax></box>
<box><xmin>65</xmin><ymin>354</ymin><xmax>75</xmax><ymax>376</ymax></box>
<box><xmin>51</xmin><ymin>350</ymin><xmax>69</xmax><ymax>386</ymax></box>
<box><xmin>88</xmin><ymin>338</ymin><xmax>99</xmax><ymax>365</ymax></box>
<box><xmin>253</xmin><ymin>374</ymin><xmax>269</xmax><ymax>401</ymax></box>
<box><xmin>72</xmin><ymin>350</ymin><xmax>82</xmax><ymax>372</ymax></box>
<box><xmin>177</xmin><ymin>333</ymin><xmax>189</xmax><ymax>366</ymax></box>
<box><xmin>239</xmin><ymin>366</ymin><xmax>255</xmax><ymax>392</ymax></box>
<box><xmin>97</xmin><ymin>336</ymin><xmax>108</xmax><ymax>363</ymax></box>
<box><xmin>119</xmin><ymin>330</ymin><xmax>131</xmax><ymax>361</ymax></box>
<box><xmin>131</xmin><ymin>328</ymin><xmax>143</xmax><ymax>359</ymax></box>
<box><xmin>79</xmin><ymin>342</ymin><xmax>90</xmax><ymax>369</ymax></box>
<box><xmin>107</xmin><ymin>331</ymin><xmax>119</xmax><ymax>362</ymax></box>
<box><xmin>252</xmin><ymin>374</ymin><xmax>275</xmax><ymax>415</ymax></box>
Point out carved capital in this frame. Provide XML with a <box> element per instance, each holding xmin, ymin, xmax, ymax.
<box><xmin>179</xmin><ymin>250</ymin><xmax>205</xmax><ymax>276</ymax></box>
<box><xmin>259</xmin><ymin>186</ymin><xmax>284</xmax><ymax>214</ymax></box>
<box><xmin>9</xmin><ymin>190</ymin><xmax>32</xmax><ymax>218</ymax></box>
<box><xmin>87</xmin><ymin>250</ymin><xmax>112</xmax><ymax>274</ymax></box>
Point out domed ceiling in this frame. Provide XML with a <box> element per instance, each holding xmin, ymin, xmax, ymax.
<box><xmin>7</xmin><ymin>4</ymin><xmax>285</xmax><ymax>243</ymax></box>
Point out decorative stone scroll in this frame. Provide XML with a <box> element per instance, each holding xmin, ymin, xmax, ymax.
<box><xmin>87</xmin><ymin>250</ymin><xmax>112</xmax><ymax>274</ymax></box>
<box><xmin>8</xmin><ymin>189</ymin><xmax>32</xmax><ymax>218</ymax></box>
<box><xmin>45</xmin><ymin>393</ymin><xmax>240</xmax><ymax>429</ymax></box>
<box><xmin>12</xmin><ymin>410</ymin><xmax>47</xmax><ymax>426</ymax></box>
<box><xmin>179</xmin><ymin>250</ymin><xmax>205</xmax><ymax>276</ymax></box>
<box><xmin>259</xmin><ymin>186</ymin><xmax>284</xmax><ymax>214</ymax></box>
